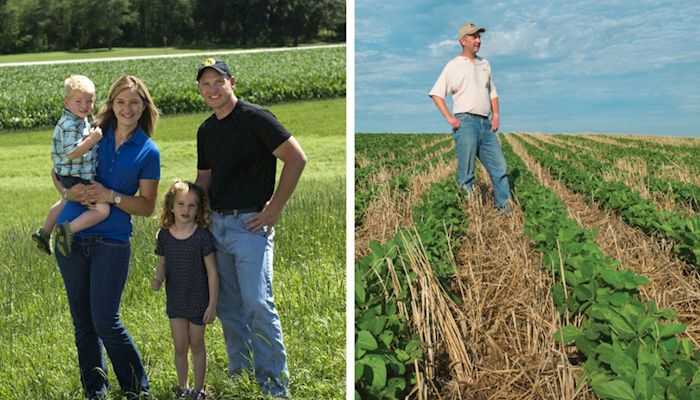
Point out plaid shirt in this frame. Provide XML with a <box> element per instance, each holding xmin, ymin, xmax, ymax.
<box><xmin>51</xmin><ymin>108</ymin><xmax>98</xmax><ymax>180</ymax></box>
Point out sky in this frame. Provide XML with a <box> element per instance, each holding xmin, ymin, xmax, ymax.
<box><xmin>355</xmin><ymin>0</ymin><xmax>700</xmax><ymax>136</ymax></box>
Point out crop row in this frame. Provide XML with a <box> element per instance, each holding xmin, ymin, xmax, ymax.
<box><xmin>515</xmin><ymin>135</ymin><xmax>700</xmax><ymax>267</ymax></box>
<box><xmin>355</xmin><ymin>133</ymin><xmax>446</xmax><ymax>161</ymax></box>
<box><xmin>0</xmin><ymin>47</ymin><xmax>346</xmax><ymax>130</ymax></box>
<box><xmin>355</xmin><ymin>147</ymin><xmax>453</xmax><ymax>226</ymax></box>
<box><xmin>356</xmin><ymin>135</ymin><xmax>452</xmax><ymax>190</ymax></box>
<box><xmin>604</xmin><ymin>135</ymin><xmax>700</xmax><ymax>162</ymax></box>
<box><xmin>550</xmin><ymin>135</ymin><xmax>699</xmax><ymax>210</ymax></box>
<box><xmin>501</xmin><ymin>136</ymin><xmax>700</xmax><ymax>399</ymax></box>
<box><xmin>355</xmin><ymin>174</ymin><xmax>469</xmax><ymax>399</ymax></box>
<box><xmin>558</xmin><ymin>135</ymin><xmax>700</xmax><ymax>175</ymax></box>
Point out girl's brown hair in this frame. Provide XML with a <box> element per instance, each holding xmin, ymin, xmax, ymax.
<box><xmin>94</xmin><ymin>75</ymin><xmax>160</xmax><ymax>136</ymax></box>
<box><xmin>158</xmin><ymin>180</ymin><xmax>211</xmax><ymax>229</ymax></box>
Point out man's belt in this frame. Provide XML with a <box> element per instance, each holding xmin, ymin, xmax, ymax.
<box><xmin>456</xmin><ymin>112</ymin><xmax>488</xmax><ymax>119</ymax></box>
<box><xmin>213</xmin><ymin>205</ymin><xmax>264</xmax><ymax>216</ymax></box>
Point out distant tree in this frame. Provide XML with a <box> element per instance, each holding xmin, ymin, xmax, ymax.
<box><xmin>128</xmin><ymin>0</ymin><xmax>194</xmax><ymax>47</ymax></box>
<box><xmin>0</xmin><ymin>0</ymin><xmax>345</xmax><ymax>54</ymax></box>
<box><xmin>164</xmin><ymin>0</ymin><xmax>196</xmax><ymax>45</ymax></box>
<box><xmin>42</xmin><ymin>0</ymin><xmax>74</xmax><ymax>51</ymax></box>
<box><xmin>0</xmin><ymin>0</ymin><xmax>19</xmax><ymax>53</ymax></box>
<box><xmin>266</xmin><ymin>0</ymin><xmax>290</xmax><ymax>46</ymax></box>
<box><xmin>320</xmin><ymin>0</ymin><xmax>345</xmax><ymax>41</ymax></box>
<box><xmin>286</xmin><ymin>1</ymin><xmax>306</xmax><ymax>46</ymax></box>
<box><xmin>98</xmin><ymin>0</ymin><xmax>137</xmax><ymax>49</ymax></box>
<box><xmin>2</xmin><ymin>0</ymin><xmax>45</xmax><ymax>52</ymax></box>
<box><xmin>193</xmin><ymin>0</ymin><xmax>227</xmax><ymax>44</ymax></box>
<box><xmin>236</xmin><ymin>0</ymin><xmax>269</xmax><ymax>46</ymax></box>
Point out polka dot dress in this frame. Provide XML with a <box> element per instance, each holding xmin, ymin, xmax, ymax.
<box><xmin>155</xmin><ymin>226</ymin><xmax>215</xmax><ymax>320</ymax></box>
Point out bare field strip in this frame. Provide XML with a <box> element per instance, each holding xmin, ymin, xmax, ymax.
<box><xmin>435</xmin><ymin>166</ymin><xmax>595</xmax><ymax>399</ymax></box>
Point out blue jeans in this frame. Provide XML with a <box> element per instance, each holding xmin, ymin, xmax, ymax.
<box><xmin>453</xmin><ymin>113</ymin><xmax>511</xmax><ymax>208</ymax></box>
<box><xmin>210</xmin><ymin>211</ymin><xmax>289</xmax><ymax>397</ymax></box>
<box><xmin>55</xmin><ymin>236</ymin><xmax>149</xmax><ymax>399</ymax></box>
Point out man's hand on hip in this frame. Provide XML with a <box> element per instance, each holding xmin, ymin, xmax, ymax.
<box><xmin>447</xmin><ymin>115</ymin><xmax>461</xmax><ymax>130</ymax></box>
<box><xmin>246</xmin><ymin>202</ymin><xmax>280</xmax><ymax>237</ymax></box>
<box><xmin>490</xmin><ymin>114</ymin><xmax>500</xmax><ymax>132</ymax></box>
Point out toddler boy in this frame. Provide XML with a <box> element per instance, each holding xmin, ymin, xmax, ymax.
<box><xmin>31</xmin><ymin>75</ymin><xmax>109</xmax><ymax>256</ymax></box>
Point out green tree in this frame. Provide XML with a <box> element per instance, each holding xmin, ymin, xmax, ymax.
<box><xmin>0</xmin><ymin>0</ymin><xmax>19</xmax><ymax>53</ymax></box>
<box><xmin>4</xmin><ymin>0</ymin><xmax>47</xmax><ymax>52</ymax></box>
<box><xmin>98</xmin><ymin>0</ymin><xmax>137</xmax><ymax>49</ymax></box>
<box><xmin>42</xmin><ymin>0</ymin><xmax>74</xmax><ymax>51</ymax></box>
<box><xmin>129</xmin><ymin>0</ymin><xmax>194</xmax><ymax>47</ymax></box>
<box><xmin>0</xmin><ymin>0</ymin><xmax>345</xmax><ymax>53</ymax></box>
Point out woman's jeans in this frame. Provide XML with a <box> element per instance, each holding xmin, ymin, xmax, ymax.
<box><xmin>55</xmin><ymin>235</ymin><xmax>149</xmax><ymax>399</ymax></box>
<box><xmin>453</xmin><ymin>113</ymin><xmax>511</xmax><ymax>208</ymax></box>
<box><xmin>210</xmin><ymin>211</ymin><xmax>289</xmax><ymax>397</ymax></box>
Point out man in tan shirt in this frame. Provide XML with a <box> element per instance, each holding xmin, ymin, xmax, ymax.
<box><xmin>429</xmin><ymin>22</ymin><xmax>511</xmax><ymax>216</ymax></box>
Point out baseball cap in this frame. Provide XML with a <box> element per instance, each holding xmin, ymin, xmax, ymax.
<box><xmin>196</xmin><ymin>58</ymin><xmax>233</xmax><ymax>81</ymax></box>
<box><xmin>457</xmin><ymin>23</ymin><xmax>485</xmax><ymax>40</ymax></box>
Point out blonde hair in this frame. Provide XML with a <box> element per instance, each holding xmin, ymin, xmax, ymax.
<box><xmin>158</xmin><ymin>180</ymin><xmax>211</xmax><ymax>229</ymax></box>
<box><xmin>64</xmin><ymin>75</ymin><xmax>95</xmax><ymax>98</ymax></box>
<box><xmin>94</xmin><ymin>75</ymin><xmax>160</xmax><ymax>137</ymax></box>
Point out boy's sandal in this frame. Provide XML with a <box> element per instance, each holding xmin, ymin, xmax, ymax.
<box><xmin>31</xmin><ymin>229</ymin><xmax>52</xmax><ymax>255</ymax></box>
<box><xmin>55</xmin><ymin>222</ymin><xmax>74</xmax><ymax>257</ymax></box>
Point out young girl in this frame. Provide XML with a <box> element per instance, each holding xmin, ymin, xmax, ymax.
<box><xmin>152</xmin><ymin>180</ymin><xmax>219</xmax><ymax>400</ymax></box>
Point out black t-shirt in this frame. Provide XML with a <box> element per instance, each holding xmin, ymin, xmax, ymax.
<box><xmin>197</xmin><ymin>100</ymin><xmax>291</xmax><ymax>210</ymax></box>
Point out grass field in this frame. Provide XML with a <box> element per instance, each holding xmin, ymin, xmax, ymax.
<box><xmin>0</xmin><ymin>98</ymin><xmax>346</xmax><ymax>399</ymax></box>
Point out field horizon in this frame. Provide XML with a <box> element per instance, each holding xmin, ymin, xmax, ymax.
<box><xmin>354</xmin><ymin>131</ymin><xmax>700</xmax><ymax>139</ymax></box>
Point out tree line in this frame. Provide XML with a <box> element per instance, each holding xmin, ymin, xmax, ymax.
<box><xmin>0</xmin><ymin>0</ymin><xmax>346</xmax><ymax>54</ymax></box>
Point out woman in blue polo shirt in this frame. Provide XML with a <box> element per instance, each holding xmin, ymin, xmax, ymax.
<box><xmin>54</xmin><ymin>75</ymin><xmax>160</xmax><ymax>400</ymax></box>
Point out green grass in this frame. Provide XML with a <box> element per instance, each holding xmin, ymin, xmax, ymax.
<box><xmin>0</xmin><ymin>44</ymin><xmax>338</xmax><ymax>64</ymax></box>
<box><xmin>0</xmin><ymin>98</ymin><xmax>346</xmax><ymax>399</ymax></box>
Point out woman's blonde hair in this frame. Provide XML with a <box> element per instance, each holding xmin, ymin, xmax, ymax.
<box><xmin>94</xmin><ymin>75</ymin><xmax>160</xmax><ymax>137</ymax></box>
<box><xmin>158</xmin><ymin>180</ymin><xmax>211</xmax><ymax>229</ymax></box>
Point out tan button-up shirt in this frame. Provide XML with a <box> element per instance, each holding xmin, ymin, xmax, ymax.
<box><xmin>429</xmin><ymin>56</ymin><xmax>498</xmax><ymax>117</ymax></box>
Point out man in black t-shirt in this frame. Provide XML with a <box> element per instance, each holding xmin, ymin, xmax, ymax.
<box><xmin>194</xmin><ymin>58</ymin><xmax>307</xmax><ymax>398</ymax></box>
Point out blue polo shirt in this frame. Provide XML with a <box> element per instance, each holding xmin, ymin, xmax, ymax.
<box><xmin>57</xmin><ymin>125</ymin><xmax>161</xmax><ymax>241</ymax></box>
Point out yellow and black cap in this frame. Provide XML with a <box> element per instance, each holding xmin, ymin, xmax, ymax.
<box><xmin>196</xmin><ymin>58</ymin><xmax>233</xmax><ymax>81</ymax></box>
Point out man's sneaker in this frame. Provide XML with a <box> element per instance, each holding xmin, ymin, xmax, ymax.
<box><xmin>31</xmin><ymin>228</ymin><xmax>52</xmax><ymax>255</ymax></box>
<box><xmin>497</xmin><ymin>203</ymin><xmax>513</xmax><ymax>218</ymax></box>
<box><xmin>123</xmin><ymin>391</ymin><xmax>150</xmax><ymax>400</ymax></box>
<box><xmin>261</xmin><ymin>381</ymin><xmax>289</xmax><ymax>399</ymax></box>
<box><xmin>54</xmin><ymin>222</ymin><xmax>74</xmax><ymax>257</ymax></box>
<box><xmin>459</xmin><ymin>185</ymin><xmax>475</xmax><ymax>200</ymax></box>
